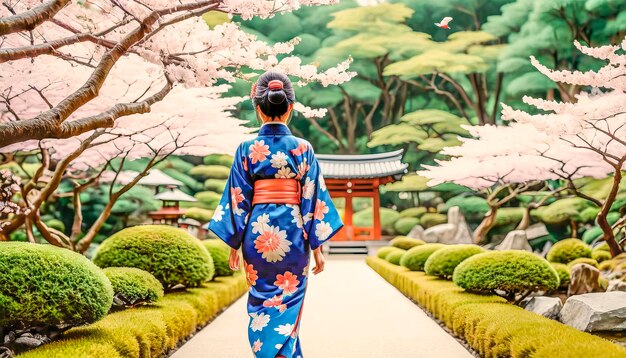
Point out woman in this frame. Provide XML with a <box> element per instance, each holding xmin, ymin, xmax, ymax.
<box><xmin>208</xmin><ymin>71</ymin><xmax>343</xmax><ymax>358</ymax></box>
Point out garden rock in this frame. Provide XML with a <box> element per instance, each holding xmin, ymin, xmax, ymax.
<box><xmin>422</xmin><ymin>207</ymin><xmax>472</xmax><ymax>245</ymax></box>
<box><xmin>607</xmin><ymin>280</ymin><xmax>626</xmax><ymax>292</ymax></box>
<box><xmin>568</xmin><ymin>263</ymin><xmax>601</xmax><ymax>296</ymax></box>
<box><xmin>525</xmin><ymin>223</ymin><xmax>550</xmax><ymax>240</ymax></box>
<box><xmin>560</xmin><ymin>292</ymin><xmax>626</xmax><ymax>331</ymax></box>
<box><xmin>496</xmin><ymin>230</ymin><xmax>532</xmax><ymax>251</ymax></box>
<box><xmin>523</xmin><ymin>296</ymin><xmax>562</xmax><ymax>319</ymax></box>
<box><xmin>406</xmin><ymin>225</ymin><xmax>424</xmax><ymax>240</ymax></box>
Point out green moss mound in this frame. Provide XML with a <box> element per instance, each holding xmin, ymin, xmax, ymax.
<box><xmin>0</xmin><ymin>242</ymin><xmax>113</xmax><ymax>327</ymax></box>
<box><xmin>190</xmin><ymin>165</ymin><xmax>230</xmax><ymax>179</ymax></box>
<box><xmin>399</xmin><ymin>207</ymin><xmax>427</xmax><ymax>219</ymax></box>
<box><xmin>94</xmin><ymin>225</ymin><xmax>214</xmax><ymax>290</ymax></box>
<box><xmin>376</xmin><ymin>246</ymin><xmax>399</xmax><ymax>259</ymax></box>
<box><xmin>104</xmin><ymin>267</ymin><xmax>164</xmax><ymax>307</ymax></box>
<box><xmin>400</xmin><ymin>243</ymin><xmax>446</xmax><ymax>271</ymax></box>
<box><xmin>203</xmin><ymin>154</ymin><xmax>234</xmax><ymax>167</ymax></box>
<box><xmin>389</xmin><ymin>236</ymin><xmax>425</xmax><ymax>250</ymax></box>
<box><xmin>204</xmin><ymin>178</ymin><xmax>227</xmax><ymax>193</ymax></box>
<box><xmin>533</xmin><ymin>197</ymin><xmax>593</xmax><ymax>224</ymax></box>
<box><xmin>353</xmin><ymin>207</ymin><xmax>401</xmax><ymax>234</ymax></box>
<box><xmin>580</xmin><ymin>207</ymin><xmax>600</xmax><ymax>223</ymax></box>
<box><xmin>184</xmin><ymin>207</ymin><xmax>214</xmax><ymax>222</ymax></box>
<box><xmin>567</xmin><ymin>257</ymin><xmax>599</xmax><ymax>269</ymax></box>
<box><xmin>592</xmin><ymin>250</ymin><xmax>612</xmax><ymax>263</ymax></box>
<box><xmin>385</xmin><ymin>249</ymin><xmax>406</xmax><ymax>265</ymax></box>
<box><xmin>420</xmin><ymin>213</ymin><xmax>447</xmax><ymax>228</ymax></box>
<box><xmin>394</xmin><ymin>217</ymin><xmax>420</xmax><ymax>235</ymax></box>
<box><xmin>203</xmin><ymin>240</ymin><xmax>235</xmax><ymax>277</ymax></box>
<box><xmin>453</xmin><ymin>250</ymin><xmax>559</xmax><ymax>296</ymax></box>
<box><xmin>424</xmin><ymin>245</ymin><xmax>485</xmax><ymax>279</ymax></box>
<box><xmin>494</xmin><ymin>207</ymin><xmax>525</xmax><ymax>227</ymax></box>
<box><xmin>550</xmin><ymin>263</ymin><xmax>570</xmax><ymax>289</ymax></box>
<box><xmin>45</xmin><ymin>218</ymin><xmax>66</xmax><ymax>232</ymax></box>
<box><xmin>444</xmin><ymin>196</ymin><xmax>489</xmax><ymax>221</ymax></box>
<box><xmin>546</xmin><ymin>238</ymin><xmax>593</xmax><ymax>263</ymax></box>
<box><xmin>582</xmin><ymin>226</ymin><xmax>604</xmax><ymax>244</ymax></box>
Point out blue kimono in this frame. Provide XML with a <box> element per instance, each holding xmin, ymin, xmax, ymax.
<box><xmin>208</xmin><ymin>123</ymin><xmax>344</xmax><ymax>358</ymax></box>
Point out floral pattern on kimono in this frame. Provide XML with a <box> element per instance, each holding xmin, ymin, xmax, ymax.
<box><xmin>208</xmin><ymin>123</ymin><xmax>343</xmax><ymax>358</ymax></box>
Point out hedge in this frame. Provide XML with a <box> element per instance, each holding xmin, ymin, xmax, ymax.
<box><xmin>203</xmin><ymin>240</ymin><xmax>235</xmax><ymax>277</ymax></box>
<box><xmin>389</xmin><ymin>236</ymin><xmax>425</xmax><ymax>250</ymax></box>
<box><xmin>366</xmin><ymin>257</ymin><xmax>626</xmax><ymax>358</ymax></box>
<box><xmin>18</xmin><ymin>274</ymin><xmax>247</xmax><ymax>358</ymax></box>
<box><xmin>184</xmin><ymin>207</ymin><xmax>214</xmax><ymax>223</ymax></box>
<box><xmin>103</xmin><ymin>268</ymin><xmax>164</xmax><ymax>308</ymax></box>
<box><xmin>424</xmin><ymin>244</ymin><xmax>485</xmax><ymax>279</ymax></box>
<box><xmin>376</xmin><ymin>246</ymin><xmax>400</xmax><ymax>259</ymax></box>
<box><xmin>189</xmin><ymin>165</ymin><xmax>230</xmax><ymax>179</ymax></box>
<box><xmin>94</xmin><ymin>225</ymin><xmax>214</xmax><ymax>290</ymax></box>
<box><xmin>204</xmin><ymin>178</ymin><xmax>227</xmax><ymax>193</ymax></box>
<box><xmin>385</xmin><ymin>249</ymin><xmax>406</xmax><ymax>265</ymax></box>
<box><xmin>399</xmin><ymin>207</ymin><xmax>427</xmax><ymax>219</ymax></box>
<box><xmin>0</xmin><ymin>243</ymin><xmax>113</xmax><ymax>328</ymax></box>
<box><xmin>400</xmin><ymin>243</ymin><xmax>445</xmax><ymax>271</ymax></box>
<box><xmin>353</xmin><ymin>207</ymin><xmax>401</xmax><ymax>234</ymax></box>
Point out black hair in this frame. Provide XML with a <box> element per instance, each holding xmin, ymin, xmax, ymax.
<box><xmin>252</xmin><ymin>71</ymin><xmax>295</xmax><ymax>120</ymax></box>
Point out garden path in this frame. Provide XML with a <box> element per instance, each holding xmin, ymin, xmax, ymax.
<box><xmin>171</xmin><ymin>256</ymin><xmax>472</xmax><ymax>358</ymax></box>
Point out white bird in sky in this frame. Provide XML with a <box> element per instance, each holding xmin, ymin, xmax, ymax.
<box><xmin>435</xmin><ymin>16</ymin><xmax>453</xmax><ymax>29</ymax></box>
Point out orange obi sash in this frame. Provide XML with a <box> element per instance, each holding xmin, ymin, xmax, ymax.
<box><xmin>252</xmin><ymin>178</ymin><xmax>301</xmax><ymax>205</ymax></box>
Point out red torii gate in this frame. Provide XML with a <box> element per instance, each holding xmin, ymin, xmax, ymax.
<box><xmin>317</xmin><ymin>149</ymin><xmax>408</xmax><ymax>241</ymax></box>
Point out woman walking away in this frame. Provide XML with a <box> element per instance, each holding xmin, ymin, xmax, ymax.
<box><xmin>208</xmin><ymin>71</ymin><xmax>344</xmax><ymax>358</ymax></box>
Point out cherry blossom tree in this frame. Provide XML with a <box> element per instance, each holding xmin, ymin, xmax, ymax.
<box><xmin>0</xmin><ymin>0</ymin><xmax>356</xmax><ymax>249</ymax></box>
<box><xmin>420</xmin><ymin>39</ymin><xmax>626</xmax><ymax>256</ymax></box>
<box><xmin>0</xmin><ymin>0</ymin><xmax>354</xmax><ymax>147</ymax></box>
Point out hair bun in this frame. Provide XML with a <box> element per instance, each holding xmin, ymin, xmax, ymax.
<box><xmin>268</xmin><ymin>80</ymin><xmax>283</xmax><ymax>90</ymax></box>
<box><xmin>268</xmin><ymin>89</ymin><xmax>287</xmax><ymax>104</ymax></box>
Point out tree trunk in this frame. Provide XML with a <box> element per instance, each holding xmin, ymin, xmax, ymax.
<box><xmin>473</xmin><ymin>206</ymin><xmax>498</xmax><ymax>244</ymax></box>
<box><xmin>597</xmin><ymin>170</ymin><xmax>624</xmax><ymax>257</ymax></box>
<box><xmin>517</xmin><ymin>206</ymin><xmax>532</xmax><ymax>231</ymax></box>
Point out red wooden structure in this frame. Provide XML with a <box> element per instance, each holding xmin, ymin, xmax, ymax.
<box><xmin>317</xmin><ymin>150</ymin><xmax>407</xmax><ymax>241</ymax></box>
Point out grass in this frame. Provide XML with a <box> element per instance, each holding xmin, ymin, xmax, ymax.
<box><xmin>18</xmin><ymin>273</ymin><xmax>247</xmax><ymax>358</ymax></box>
<box><xmin>366</xmin><ymin>256</ymin><xmax>626</xmax><ymax>358</ymax></box>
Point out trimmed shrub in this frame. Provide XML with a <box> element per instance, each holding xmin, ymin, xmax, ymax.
<box><xmin>353</xmin><ymin>207</ymin><xmax>401</xmax><ymax>234</ymax></box>
<box><xmin>94</xmin><ymin>225</ymin><xmax>214</xmax><ymax>290</ymax></box>
<box><xmin>203</xmin><ymin>154</ymin><xmax>234</xmax><ymax>167</ymax></box>
<box><xmin>184</xmin><ymin>207</ymin><xmax>214</xmax><ymax>223</ymax></box>
<box><xmin>18</xmin><ymin>274</ymin><xmax>247</xmax><ymax>358</ymax></box>
<box><xmin>453</xmin><ymin>250</ymin><xmax>559</xmax><ymax>298</ymax></box>
<box><xmin>393</xmin><ymin>217</ymin><xmax>420</xmax><ymax>235</ymax></box>
<box><xmin>0</xmin><ymin>243</ymin><xmax>113</xmax><ymax>328</ymax></box>
<box><xmin>532</xmin><ymin>197</ymin><xmax>593</xmax><ymax>224</ymax></box>
<box><xmin>366</xmin><ymin>257</ymin><xmax>626</xmax><ymax>358</ymax></box>
<box><xmin>203</xmin><ymin>240</ymin><xmax>235</xmax><ymax>277</ymax></box>
<box><xmin>45</xmin><ymin>218</ymin><xmax>66</xmax><ymax>232</ymax></box>
<box><xmin>582</xmin><ymin>226</ymin><xmax>604</xmax><ymax>244</ymax></box>
<box><xmin>580</xmin><ymin>207</ymin><xmax>600</xmax><ymax>223</ymax></box>
<box><xmin>444</xmin><ymin>196</ymin><xmax>489</xmax><ymax>222</ymax></box>
<box><xmin>376</xmin><ymin>246</ymin><xmax>398</xmax><ymax>259</ymax></box>
<box><xmin>546</xmin><ymin>238</ymin><xmax>592</xmax><ymax>264</ymax></box>
<box><xmin>190</xmin><ymin>165</ymin><xmax>230</xmax><ymax>179</ymax></box>
<box><xmin>420</xmin><ymin>213</ymin><xmax>447</xmax><ymax>228</ymax></box>
<box><xmin>385</xmin><ymin>249</ymin><xmax>406</xmax><ymax>265</ymax></box>
<box><xmin>592</xmin><ymin>250</ymin><xmax>612</xmax><ymax>263</ymax></box>
<box><xmin>567</xmin><ymin>257</ymin><xmax>599</xmax><ymax>269</ymax></box>
<box><xmin>424</xmin><ymin>244</ymin><xmax>485</xmax><ymax>279</ymax></box>
<box><xmin>104</xmin><ymin>267</ymin><xmax>164</xmax><ymax>308</ymax></box>
<box><xmin>399</xmin><ymin>207</ymin><xmax>427</xmax><ymax>218</ymax></box>
<box><xmin>551</xmin><ymin>263</ymin><xmax>570</xmax><ymax>289</ymax></box>
<box><xmin>204</xmin><ymin>178</ymin><xmax>227</xmax><ymax>193</ymax></box>
<box><xmin>389</xmin><ymin>236</ymin><xmax>425</xmax><ymax>250</ymax></box>
<box><xmin>400</xmin><ymin>243</ymin><xmax>446</xmax><ymax>271</ymax></box>
<box><xmin>593</xmin><ymin>242</ymin><xmax>610</xmax><ymax>252</ymax></box>
<box><xmin>494</xmin><ymin>207</ymin><xmax>525</xmax><ymax>227</ymax></box>
<box><xmin>155</xmin><ymin>156</ymin><xmax>195</xmax><ymax>173</ymax></box>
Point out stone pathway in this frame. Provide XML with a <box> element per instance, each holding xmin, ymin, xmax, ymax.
<box><xmin>172</xmin><ymin>256</ymin><xmax>472</xmax><ymax>358</ymax></box>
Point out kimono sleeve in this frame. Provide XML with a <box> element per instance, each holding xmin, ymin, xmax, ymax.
<box><xmin>299</xmin><ymin>146</ymin><xmax>344</xmax><ymax>250</ymax></box>
<box><xmin>207</xmin><ymin>143</ymin><xmax>253</xmax><ymax>250</ymax></box>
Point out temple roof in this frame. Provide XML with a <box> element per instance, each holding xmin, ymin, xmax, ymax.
<box><xmin>138</xmin><ymin>169</ymin><xmax>184</xmax><ymax>187</ymax></box>
<box><xmin>316</xmin><ymin>149</ymin><xmax>408</xmax><ymax>179</ymax></box>
<box><xmin>154</xmin><ymin>188</ymin><xmax>197</xmax><ymax>202</ymax></box>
